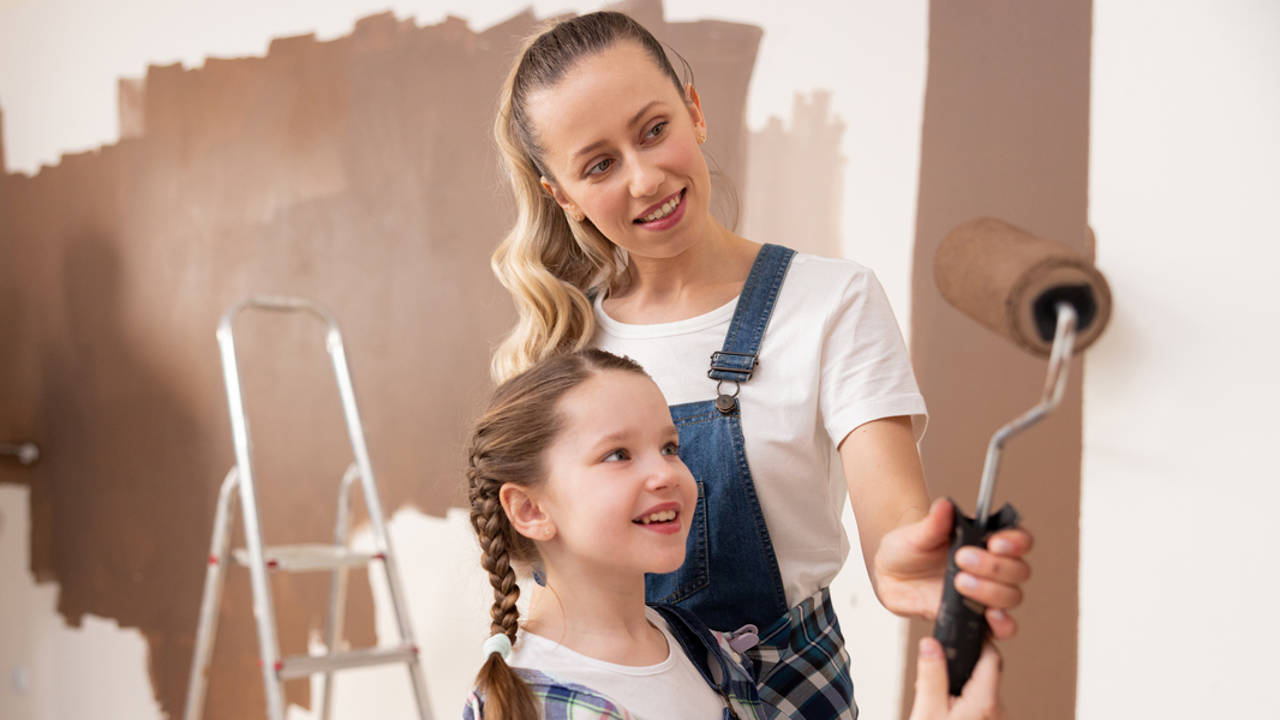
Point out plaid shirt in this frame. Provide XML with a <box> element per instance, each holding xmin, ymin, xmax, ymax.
<box><xmin>462</xmin><ymin>604</ymin><xmax>768</xmax><ymax>720</ymax></box>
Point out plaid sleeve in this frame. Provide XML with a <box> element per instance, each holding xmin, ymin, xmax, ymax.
<box><xmin>536</xmin><ymin>682</ymin><xmax>633</xmax><ymax>720</ymax></box>
<box><xmin>459</xmin><ymin>668</ymin><xmax>633</xmax><ymax>720</ymax></box>
<box><xmin>461</xmin><ymin>689</ymin><xmax>482</xmax><ymax>720</ymax></box>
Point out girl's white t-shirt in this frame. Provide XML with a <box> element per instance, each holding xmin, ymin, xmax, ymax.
<box><xmin>507</xmin><ymin>607</ymin><xmax>725</xmax><ymax>719</ymax></box>
<box><xmin>593</xmin><ymin>253</ymin><xmax>928</xmax><ymax>611</ymax></box>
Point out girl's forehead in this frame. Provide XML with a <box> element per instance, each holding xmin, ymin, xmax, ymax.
<box><xmin>553</xmin><ymin>372</ymin><xmax>671</xmax><ymax>440</ymax></box>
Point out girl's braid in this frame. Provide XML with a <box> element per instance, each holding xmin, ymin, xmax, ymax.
<box><xmin>469</xmin><ymin>460</ymin><xmax>522</xmax><ymax>641</ymax></box>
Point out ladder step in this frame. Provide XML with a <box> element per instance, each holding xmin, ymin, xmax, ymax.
<box><xmin>230</xmin><ymin>544</ymin><xmax>383</xmax><ymax>572</ymax></box>
<box><xmin>277</xmin><ymin>645</ymin><xmax>418</xmax><ymax>679</ymax></box>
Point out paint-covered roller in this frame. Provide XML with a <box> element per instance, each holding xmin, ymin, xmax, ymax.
<box><xmin>934</xmin><ymin>217</ymin><xmax>1111</xmax><ymax>356</ymax></box>
<box><xmin>930</xmin><ymin>217</ymin><xmax>1112</xmax><ymax>695</ymax></box>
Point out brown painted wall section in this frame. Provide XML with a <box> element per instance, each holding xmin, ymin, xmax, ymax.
<box><xmin>0</xmin><ymin>2</ymin><xmax>774</xmax><ymax>716</ymax></box>
<box><xmin>904</xmin><ymin>2</ymin><xmax>1092</xmax><ymax>718</ymax></box>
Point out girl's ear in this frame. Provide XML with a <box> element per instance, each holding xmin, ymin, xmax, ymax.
<box><xmin>684</xmin><ymin>83</ymin><xmax>707</xmax><ymax>138</ymax></box>
<box><xmin>499</xmin><ymin>482</ymin><xmax>556</xmax><ymax>541</ymax></box>
<box><xmin>540</xmin><ymin>176</ymin><xmax>585</xmax><ymax>223</ymax></box>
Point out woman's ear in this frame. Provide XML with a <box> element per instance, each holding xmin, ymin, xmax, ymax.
<box><xmin>540</xmin><ymin>176</ymin><xmax>585</xmax><ymax>223</ymax></box>
<box><xmin>684</xmin><ymin>83</ymin><xmax>707</xmax><ymax>140</ymax></box>
<box><xmin>500</xmin><ymin>482</ymin><xmax>556</xmax><ymax>542</ymax></box>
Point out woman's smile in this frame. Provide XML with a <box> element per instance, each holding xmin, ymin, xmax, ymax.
<box><xmin>633</xmin><ymin>188</ymin><xmax>687</xmax><ymax>231</ymax></box>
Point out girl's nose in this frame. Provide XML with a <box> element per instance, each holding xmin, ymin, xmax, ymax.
<box><xmin>645</xmin><ymin>458</ymin><xmax>685</xmax><ymax>491</ymax></box>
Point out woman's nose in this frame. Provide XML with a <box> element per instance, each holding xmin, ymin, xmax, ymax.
<box><xmin>628</xmin><ymin>156</ymin><xmax>663</xmax><ymax>199</ymax></box>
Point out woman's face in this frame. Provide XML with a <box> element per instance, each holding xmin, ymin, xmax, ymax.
<box><xmin>525</xmin><ymin>41</ymin><xmax>713</xmax><ymax>261</ymax></box>
<box><xmin>535</xmin><ymin>369</ymin><xmax>697</xmax><ymax>578</ymax></box>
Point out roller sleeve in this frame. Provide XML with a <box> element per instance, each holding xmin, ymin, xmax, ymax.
<box><xmin>934</xmin><ymin>217</ymin><xmax>1112</xmax><ymax>357</ymax></box>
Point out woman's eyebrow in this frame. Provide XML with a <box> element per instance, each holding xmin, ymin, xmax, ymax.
<box><xmin>626</xmin><ymin>100</ymin><xmax>662</xmax><ymax>128</ymax></box>
<box><xmin>570</xmin><ymin>101</ymin><xmax>664</xmax><ymax>161</ymax></box>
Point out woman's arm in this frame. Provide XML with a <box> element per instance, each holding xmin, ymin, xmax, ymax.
<box><xmin>838</xmin><ymin>416</ymin><xmax>1031</xmax><ymax>637</ymax></box>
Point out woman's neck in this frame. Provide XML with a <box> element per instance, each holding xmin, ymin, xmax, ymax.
<box><xmin>523</xmin><ymin>561</ymin><xmax>668</xmax><ymax>666</ymax></box>
<box><xmin>604</xmin><ymin>221</ymin><xmax>760</xmax><ymax>324</ymax></box>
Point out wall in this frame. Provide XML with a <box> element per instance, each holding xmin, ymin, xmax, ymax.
<box><xmin>905</xmin><ymin>2</ymin><xmax>1092</xmax><ymax>717</ymax></box>
<box><xmin>1080</xmin><ymin>1</ymin><xmax>1280</xmax><ymax>717</ymax></box>
<box><xmin>0</xmin><ymin>1</ymin><xmax>929</xmax><ymax>718</ymax></box>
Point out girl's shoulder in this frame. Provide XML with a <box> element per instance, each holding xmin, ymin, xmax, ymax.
<box><xmin>647</xmin><ymin>604</ymin><xmax>770</xmax><ymax>719</ymax></box>
<box><xmin>462</xmin><ymin>668</ymin><xmax>635</xmax><ymax>720</ymax></box>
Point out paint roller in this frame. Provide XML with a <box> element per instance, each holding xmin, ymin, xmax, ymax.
<box><xmin>930</xmin><ymin>217</ymin><xmax>1112</xmax><ymax>695</ymax></box>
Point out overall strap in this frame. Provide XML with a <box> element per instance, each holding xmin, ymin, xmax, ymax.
<box><xmin>707</xmin><ymin>244</ymin><xmax>796</xmax><ymax>384</ymax></box>
<box><xmin>649</xmin><ymin>604</ymin><xmax>737</xmax><ymax>698</ymax></box>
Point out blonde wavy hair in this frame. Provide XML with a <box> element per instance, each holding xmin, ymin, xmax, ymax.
<box><xmin>490</xmin><ymin>11</ymin><xmax>688</xmax><ymax>382</ymax></box>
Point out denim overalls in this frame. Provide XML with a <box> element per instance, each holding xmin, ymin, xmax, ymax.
<box><xmin>644</xmin><ymin>244</ymin><xmax>857</xmax><ymax>719</ymax></box>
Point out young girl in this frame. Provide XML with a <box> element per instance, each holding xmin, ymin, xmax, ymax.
<box><xmin>488</xmin><ymin>11</ymin><xmax>1031</xmax><ymax>718</ymax></box>
<box><xmin>462</xmin><ymin>349</ymin><xmax>1005</xmax><ymax>719</ymax></box>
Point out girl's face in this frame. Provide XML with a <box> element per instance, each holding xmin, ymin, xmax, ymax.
<box><xmin>535</xmin><ymin>369</ymin><xmax>697</xmax><ymax>578</ymax></box>
<box><xmin>526</xmin><ymin>41</ymin><xmax>713</xmax><ymax>261</ymax></box>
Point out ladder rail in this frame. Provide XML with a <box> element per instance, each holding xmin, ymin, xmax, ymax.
<box><xmin>215</xmin><ymin>311</ymin><xmax>288</xmax><ymax>720</ymax></box>
<box><xmin>319</xmin><ymin>464</ymin><xmax>360</xmax><ymax>720</ymax></box>
<box><xmin>183</xmin><ymin>468</ymin><xmax>240</xmax><ymax>720</ymax></box>
<box><xmin>325</xmin><ymin>321</ymin><xmax>432</xmax><ymax>718</ymax></box>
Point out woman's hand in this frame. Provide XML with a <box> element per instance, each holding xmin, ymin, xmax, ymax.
<box><xmin>872</xmin><ymin>498</ymin><xmax>1032</xmax><ymax>638</ymax></box>
<box><xmin>908</xmin><ymin>638</ymin><xmax>1004</xmax><ymax>720</ymax></box>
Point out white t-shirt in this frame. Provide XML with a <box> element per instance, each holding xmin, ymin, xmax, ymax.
<box><xmin>593</xmin><ymin>253</ymin><xmax>928</xmax><ymax>610</ymax></box>
<box><xmin>507</xmin><ymin>607</ymin><xmax>725</xmax><ymax>720</ymax></box>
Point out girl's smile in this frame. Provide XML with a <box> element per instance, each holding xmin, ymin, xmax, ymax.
<box><xmin>632</xmin><ymin>501</ymin><xmax>682</xmax><ymax>534</ymax></box>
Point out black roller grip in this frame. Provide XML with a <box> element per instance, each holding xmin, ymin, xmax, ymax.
<box><xmin>931</xmin><ymin>502</ymin><xmax>1020</xmax><ymax>696</ymax></box>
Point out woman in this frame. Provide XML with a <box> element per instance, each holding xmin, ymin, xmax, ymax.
<box><xmin>487</xmin><ymin>11</ymin><xmax>1030</xmax><ymax>717</ymax></box>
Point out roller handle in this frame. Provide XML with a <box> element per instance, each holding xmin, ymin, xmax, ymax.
<box><xmin>931</xmin><ymin>501</ymin><xmax>1020</xmax><ymax>695</ymax></box>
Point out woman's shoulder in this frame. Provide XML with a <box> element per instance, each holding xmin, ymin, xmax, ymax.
<box><xmin>781</xmin><ymin>248</ymin><xmax>878</xmax><ymax>286</ymax></box>
<box><xmin>462</xmin><ymin>668</ymin><xmax>634</xmax><ymax>720</ymax></box>
<box><xmin>767</xmin><ymin>248</ymin><xmax>889</xmax><ymax>321</ymax></box>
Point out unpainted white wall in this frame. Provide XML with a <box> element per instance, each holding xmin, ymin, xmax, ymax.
<box><xmin>1081</xmin><ymin>1</ymin><xmax>1280</xmax><ymax>717</ymax></box>
<box><xmin>0</xmin><ymin>484</ymin><xmax>163</xmax><ymax>720</ymax></box>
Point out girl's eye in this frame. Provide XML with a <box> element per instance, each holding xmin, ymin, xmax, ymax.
<box><xmin>661</xmin><ymin>442</ymin><xmax>680</xmax><ymax>456</ymax></box>
<box><xmin>587</xmin><ymin>158</ymin><xmax>613</xmax><ymax>176</ymax></box>
<box><xmin>646</xmin><ymin>121</ymin><xmax>667</xmax><ymax>140</ymax></box>
<box><xmin>603</xmin><ymin>448</ymin><xmax>630</xmax><ymax>462</ymax></box>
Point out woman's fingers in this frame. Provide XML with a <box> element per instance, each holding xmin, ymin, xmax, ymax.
<box><xmin>909</xmin><ymin>637</ymin><xmax>951</xmax><ymax>720</ymax></box>
<box><xmin>954</xmin><ymin>547</ymin><xmax>1031</xmax><ymax>586</ymax></box>
<box><xmin>953</xmin><ymin>571</ymin><xmax>1024</xmax><ymax>610</ymax></box>
<box><xmin>987</xmin><ymin>527</ymin><xmax>1033</xmax><ymax>556</ymax></box>
<box><xmin>985</xmin><ymin>608</ymin><xmax>1018</xmax><ymax>639</ymax></box>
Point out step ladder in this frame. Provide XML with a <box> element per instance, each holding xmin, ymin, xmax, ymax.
<box><xmin>184</xmin><ymin>296</ymin><xmax>431</xmax><ymax>720</ymax></box>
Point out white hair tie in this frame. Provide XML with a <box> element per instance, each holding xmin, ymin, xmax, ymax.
<box><xmin>482</xmin><ymin>633</ymin><xmax>512</xmax><ymax>660</ymax></box>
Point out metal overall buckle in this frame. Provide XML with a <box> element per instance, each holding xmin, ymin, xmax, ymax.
<box><xmin>714</xmin><ymin>380</ymin><xmax>740</xmax><ymax>414</ymax></box>
<box><xmin>708</xmin><ymin>350</ymin><xmax>756</xmax><ymax>415</ymax></box>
